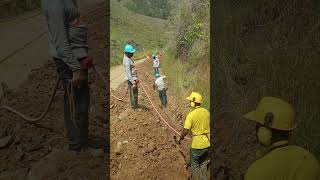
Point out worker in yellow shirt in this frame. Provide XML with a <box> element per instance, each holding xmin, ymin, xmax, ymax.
<box><xmin>244</xmin><ymin>97</ymin><xmax>320</xmax><ymax>180</ymax></box>
<box><xmin>178</xmin><ymin>92</ymin><xmax>210</xmax><ymax>180</ymax></box>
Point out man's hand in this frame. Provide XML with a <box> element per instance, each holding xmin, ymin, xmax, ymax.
<box><xmin>177</xmin><ymin>139</ymin><xmax>182</xmax><ymax>145</ymax></box>
<box><xmin>72</xmin><ymin>70</ymin><xmax>84</xmax><ymax>87</ymax></box>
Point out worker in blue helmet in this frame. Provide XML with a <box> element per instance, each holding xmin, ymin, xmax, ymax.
<box><xmin>152</xmin><ymin>53</ymin><xmax>160</xmax><ymax>78</ymax></box>
<box><xmin>123</xmin><ymin>44</ymin><xmax>139</xmax><ymax>110</ymax></box>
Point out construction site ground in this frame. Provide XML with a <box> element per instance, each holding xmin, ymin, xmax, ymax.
<box><xmin>110</xmin><ymin>59</ymin><xmax>196</xmax><ymax>179</ymax></box>
<box><xmin>0</xmin><ymin>1</ymin><xmax>107</xmax><ymax>179</ymax></box>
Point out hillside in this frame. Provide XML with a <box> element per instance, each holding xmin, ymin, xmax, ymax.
<box><xmin>212</xmin><ymin>0</ymin><xmax>320</xmax><ymax>178</ymax></box>
<box><xmin>110</xmin><ymin>0</ymin><xmax>167</xmax><ymax>66</ymax></box>
<box><xmin>163</xmin><ymin>0</ymin><xmax>210</xmax><ymax>109</ymax></box>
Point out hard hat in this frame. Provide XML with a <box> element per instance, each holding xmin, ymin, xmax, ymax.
<box><xmin>155</xmin><ymin>73</ymin><xmax>160</xmax><ymax>77</ymax></box>
<box><xmin>186</xmin><ymin>92</ymin><xmax>203</xmax><ymax>104</ymax></box>
<box><xmin>244</xmin><ymin>97</ymin><xmax>296</xmax><ymax>131</ymax></box>
<box><xmin>124</xmin><ymin>44</ymin><xmax>136</xmax><ymax>53</ymax></box>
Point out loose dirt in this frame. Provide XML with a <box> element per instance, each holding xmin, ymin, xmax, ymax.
<box><xmin>0</xmin><ymin>2</ymin><xmax>107</xmax><ymax>179</ymax></box>
<box><xmin>110</xmin><ymin>59</ymin><xmax>196</xmax><ymax>180</ymax></box>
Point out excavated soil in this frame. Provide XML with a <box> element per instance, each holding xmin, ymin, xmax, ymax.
<box><xmin>0</xmin><ymin>2</ymin><xmax>107</xmax><ymax>179</ymax></box>
<box><xmin>110</xmin><ymin>60</ymin><xmax>195</xmax><ymax>180</ymax></box>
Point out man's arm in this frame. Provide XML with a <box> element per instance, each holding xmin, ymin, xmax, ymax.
<box><xmin>46</xmin><ymin>2</ymin><xmax>81</xmax><ymax>71</ymax></box>
<box><xmin>178</xmin><ymin>128</ymin><xmax>189</xmax><ymax>144</ymax></box>
<box><xmin>124</xmin><ymin>60</ymin><xmax>134</xmax><ymax>83</ymax></box>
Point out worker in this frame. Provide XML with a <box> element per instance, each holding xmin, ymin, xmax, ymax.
<box><xmin>41</xmin><ymin>0</ymin><xmax>90</xmax><ymax>152</ymax></box>
<box><xmin>153</xmin><ymin>73</ymin><xmax>168</xmax><ymax>108</ymax></box>
<box><xmin>178</xmin><ymin>92</ymin><xmax>210</xmax><ymax>180</ymax></box>
<box><xmin>244</xmin><ymin>97</ymin><xmax>320</xmax><ymax>180</ymax></box>
<box><xmin>123</xmin><ymin>44</ymin><xmax>139</xmax><ymax>110</ymax></box>
<box><xmin>152</xmin><ymin>54</ymin><xmax>160</xmax><ymax>78</ymax></box>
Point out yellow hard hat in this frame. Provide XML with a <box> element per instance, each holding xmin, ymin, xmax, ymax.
<box><xmin>244</xmin><ymin>97</ymin><xmax>296</xmax><ymax>131</ymax></box>
<box><xmin>186</xmin><ymin>92</ymin><xmax>203</xmax><ymax>104</ymax></box>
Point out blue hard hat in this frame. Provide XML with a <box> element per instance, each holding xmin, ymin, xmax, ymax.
<box><xmin>124</xmin><ymin>44</ymin><xmax>136</xmax><ymax>53</ymax></box>
<box><xmin>155</xmin><ymin>73</ymin><xmax>160</xmax><ymax>77</ymax></box>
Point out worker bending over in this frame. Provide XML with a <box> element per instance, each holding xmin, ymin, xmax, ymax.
<box><xmin>244</xmin><ymin>97</ymin><xmax>320</xmax><ymax>180</ymax></box>
<box><xmin>153</xmin><ymin>73</ymin><xmax>167</xmax><ymax>108</ymax></box>
<box><xmin>178</xmin><ymin>92</ymin><xmax>210</xmax><ymax>180</ymax></box>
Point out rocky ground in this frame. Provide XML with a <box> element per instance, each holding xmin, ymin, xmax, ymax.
<box><xmin>0</xmin><ymin>2</ymin><xmax>108</xmax><ymax>180</ymax></box>
<box><xmin>110</xmin><ymin>59</ymin><xmax>200</xmax><ymax>179</ymax></box>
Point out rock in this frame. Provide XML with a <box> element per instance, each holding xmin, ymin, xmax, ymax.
<box><xmin>0</xmin><ymin>168</ymin><xmax>28</xmax><ymax>180</ymax></box>
<box><xmin>152</xmin><ymin>150</ymin><xmax>160</xmax><ymax>157</ymax></box>
<box><xmin>0</xmin><ymin>135</ymin><xmax>13</xmax><ymax>149</ymax></box>
<box><xmin>145</xmin><ymin>143</ymin><xmax>156</xmax><ymax>153</ymax></box>
<box><xmin>15</xmin><ymin>148</ymin><xmax>24</xmax><ymax>161</ymax></box>
<box><xmin>118</xmin><ymin>109</ymin><xmax>129</xmax><ymax>120</ymax></box>
<box><xmin>89</xmin><ymin>148</ymin><xmax>104</xmax><ymax>157</ymax></box>
<box><xmin>28</xmin><ymin>149</ymin><xmax>66</xmax><ymax>180</ymax></box>
<box><xmin>115</xmin><ymin>141</ymin><xmax>123</xmax><ymax>155</ymax></box>
<box><xmin>122</xmin><ymin>140</ymin><xmax>129</xmax><ymax>144</ymax></box>
<box><xmin>143</xmin><ymin>122</ymin><xmax>148</xmax><ymax>126</ymax></box>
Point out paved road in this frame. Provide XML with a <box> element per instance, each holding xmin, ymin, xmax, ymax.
<box><xmin>0</xmin><ymin>0</ymin><xmax>104</xmax><ymax>98</ymax></box>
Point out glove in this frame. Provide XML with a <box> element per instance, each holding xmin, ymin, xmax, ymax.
<box><xmin>80</xmin><ymin>56</ymin><xmax>93</xmax><ymax>70</ymax></box>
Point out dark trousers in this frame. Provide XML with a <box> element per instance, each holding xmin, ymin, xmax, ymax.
<box><xmin>158</xmin><ymin>89</ymin><xmax>167</xmax><ymax>107</ymax></box>
<box><xmin>53</xmin><ymin>58</ymin><xmax>90</xmax><ymax>150</ymax></box>
<box><xmin>190</xmin><ymin>148</ymin><xmax>210</xmax><ymax>180</ymax></box>
<box><xmin>153</xmin><ymin>67</ymin><xmax>159</xmax><ymax>77</ymax></box>
<box><xmin>128</xmin><ymin>80</ymin><xmax>138</xmax><ymax>109</ymax></box>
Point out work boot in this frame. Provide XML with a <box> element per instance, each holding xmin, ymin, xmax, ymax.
<box><xmin>68</xmin><ymin>144</ymin><xmax>82</xmax><ymax>152</ymax></box>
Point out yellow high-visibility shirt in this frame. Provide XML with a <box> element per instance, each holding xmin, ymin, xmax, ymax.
<box><xmin>245</xmin><ymin>145</ymin><xmax>320</xmax><ymax>180</ymax></box>
<box><xmin>184</xmin><ymin>106</ymin><xmax>210</xmax><ymax>149</ymax></box>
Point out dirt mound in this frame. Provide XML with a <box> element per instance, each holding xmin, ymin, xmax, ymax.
<box><xmin>110</xmin><ymin>60</ymin><xmax>193</xmax><ymax>179</ymax></box>
<box><xmin>0</xmin><ymin>2</ymin><xmax>107</xmax><ymax>179</ymax></box>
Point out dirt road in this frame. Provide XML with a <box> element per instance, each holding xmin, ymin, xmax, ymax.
<box><xmin>0</xmin><ymin>2</ymin><xmax>107</xmax><ymax>179</ymax></box>
<box><xmin>0</xmin><ymin>0</ymin><xmax>104</xmax><ymax>98</ymax></box>
<box><xmin>110</xmin><ymin>59</ymin><xmax>146</xmax><ymax>90</ymax></box>
<box><xmin>110</xmin><ymin>59</ymin><xmax>193</xmax><ymax>179</ymax></box>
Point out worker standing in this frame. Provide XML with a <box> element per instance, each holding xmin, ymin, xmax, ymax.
<box><xmin>123</xmin><ymin>44</ymin><xmax>139</xmax><ymax>110</ymax></box>
<box><xmin>153</xmin><ymin>73</ymin><xmax>167</xmax><ymax>108</ymax></box>
<box><xmin>152</xmin><ymin>54</ymin><xmax>160</xmax><ymax>78</ymax></box>
<box><xmin>244</xmin><ymin>97</ymin><xmax>320</xmax><ymax>180</ymax></box>
<box><xmin>178</xmin><ymin>92</ymin><xmax>210</xmax><ymax>180</ymax></box>
<box><xmin>42</xmin><ymin>0</ymin><xmax>90</xmax><ymax>152</ymax></box>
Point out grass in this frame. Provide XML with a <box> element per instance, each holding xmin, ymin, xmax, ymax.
<box><xmin>162</xmin><ymin>50</ymin><xmax>210</xmax><ymax>110</ymax></box>
<box><xmin>110</xmin><ymin>0</ymin><xmax>168</xmax><ymax>66</ymax></box>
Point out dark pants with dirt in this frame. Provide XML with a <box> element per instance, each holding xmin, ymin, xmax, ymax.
<box><xmin>158</xmin><ymin>89</ymin><xmax>167</xmax><ymax>108</ymax></box>
<box><xmin>54</xmin><ymin>58</ymin><xmax>90</xmax><ymax>151</ymax></box>
<box><xmin>190</xmin><ymin>147</ymin><xmax>210</xmax><ymax>180</ymax></box>
<box><xmin>153</xmin><ymin>67</ymin><xmax>159</xmax><ymax>77</ymax></box>
<box><xmin>127</xmin><ymin>80</ymin><xmax>138</xmax><ymax>109</ymax></box>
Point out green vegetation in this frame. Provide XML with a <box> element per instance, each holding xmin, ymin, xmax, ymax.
<box><xmin>119</xmin><ymin>0</ymin><xmax>178</xmax><ymax>19</ymax></box>
<box><xmin>110</xmin><ymin>0</ymin><xmax>167</xmax><ymax>66</ymax></box>
<box><xmin>163</xmin><ymin>0</ymin><xmax>210</xmax><ymax>109</ymax></box>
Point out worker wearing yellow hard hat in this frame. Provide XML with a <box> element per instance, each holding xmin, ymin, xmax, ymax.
<box><xmin>244</xmin><ymin>97</ymin><xmax>320</xmax><ymax>180</ymax></box>
<box><xmin>178</xmin><ymin>92</ymin><xmax>210</xmax><ymax>180</ymax></box>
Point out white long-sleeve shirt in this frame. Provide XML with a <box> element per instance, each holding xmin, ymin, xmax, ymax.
<box><xmin>155</xmin><ymin>75</ymin><xmax>166</xmax><ymax>90</ymax></box>
<box><xmin>153</xmin><ymin>57</ymin><xmax>160</xmax><ymax>68</ymax></box>
<box><xmin>123</xmin><ymin>54</ymin><xmax>138</xmax><ymax>83</ymax></box>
